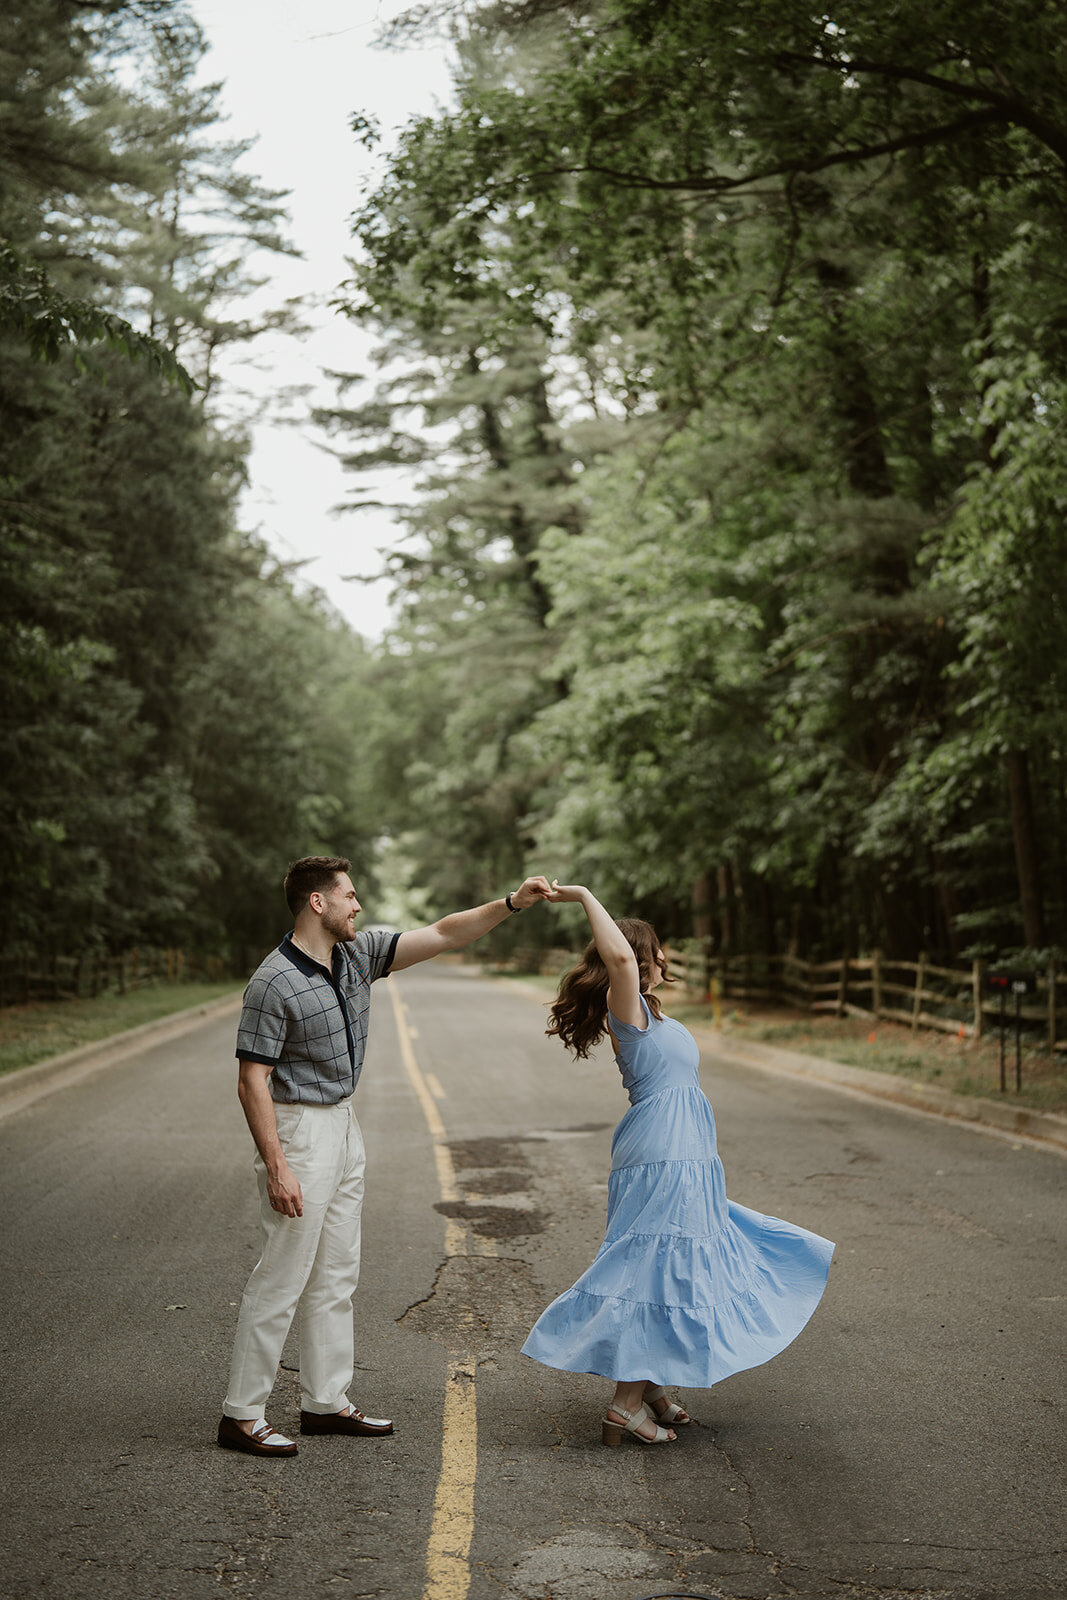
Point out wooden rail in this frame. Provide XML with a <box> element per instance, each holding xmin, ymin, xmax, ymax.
<box><xmin>0</xmin><ymin>946</ymin><xmax>240</xmax><ymax>1008</ymax></box>
<box><xmin>513</xmin><ymin>946</ymin><xmax>1062</xmax><ymax>1056</ymax></box>
<box><xmin>662</xmin><ymin>947</ymin><xmax>1062</xmax><ymax>1054</ymax></box>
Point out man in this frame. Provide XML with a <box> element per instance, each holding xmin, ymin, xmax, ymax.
<box><xmin>217</xmin><ymin>854</ymin><xmax>552</xmax><ymax>1457</ymax></box>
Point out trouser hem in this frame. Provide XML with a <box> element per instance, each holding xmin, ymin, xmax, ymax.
<box><xmin>300</xmin><ymin>1395</ymin><xmax>350</xmax><ymax>1415</ymax></box>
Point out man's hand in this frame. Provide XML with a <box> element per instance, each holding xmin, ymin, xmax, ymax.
<box><xmin>237</xmin><ymin>1061</ymin><xmax>305</xmax><ymax>1218</ymax></box>
<box><xmin>266</xmin><ymin>1159</ymin><xmax>303</xmax><ymax>1218</ymax></box>
<box><xmin>510</xmin><ymin>874</ymin><xmax>555</xmax><ymax>910</ymax></box>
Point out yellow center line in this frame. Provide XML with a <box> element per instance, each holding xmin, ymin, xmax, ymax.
<box><xmin>426</xmin><ymin>1362</ymin><xmax>478</xmax><ymax>1600</ymax></box>
<box><xmin>388</xmin><ymin>980</ymin><xmax>477</xmax><ymax>1600</ymax></box>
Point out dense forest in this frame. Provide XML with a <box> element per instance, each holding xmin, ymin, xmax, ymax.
<box><xmin>1</xmin><ymin>0</ymin><xmax>380</xmax><ymax>967</ymax></box>
<box><xmin>4</xmin><ymin>0</ymin><xmax>1066</xmax><ymax>975</ymax></box>
<box><xmin>328</xmin><ymin>0</ymin><xmax>1067</xmax><ymax>964</ymax></box>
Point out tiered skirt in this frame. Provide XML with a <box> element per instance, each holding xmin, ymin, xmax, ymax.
<box><xmin>521</xmin><ymin>1086</ymin><xmax>834</xmax><ymax>1386</ymax></box>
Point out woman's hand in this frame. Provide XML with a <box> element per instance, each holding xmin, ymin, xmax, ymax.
<box><xmin>509</xmin><ymin>874</ymin><xmax>555</xmax><ymax>909</ymax></box>
<box><xmin>548</xmin><ymin>881</ymin><xmax>588</xmax><ymax>903</ymax></box>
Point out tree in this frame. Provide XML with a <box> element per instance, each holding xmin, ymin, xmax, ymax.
<box><xmin>0</xmin><ymin>1</ymin><xmax>194</xmax><ymax>384</ymax></box>
<box><xmin>1</xmin><ymin>0</ymin><xmax>378</xmax><ymax>966</ymax></box>
<box><xmin>335</xmin><ymin>0</ymin><xmax>1067</xmax><ymax>958</ymax></box>
<box><xmin>324</xmin><ymin>218</ymin><xmax>583</xmax><ymax>918</ymax></box>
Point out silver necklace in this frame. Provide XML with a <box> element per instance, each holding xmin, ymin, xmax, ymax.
<box><xmin>291</xmin><ymin>933</ymin><xmax>330</xmax><ymax>966</ymax></box>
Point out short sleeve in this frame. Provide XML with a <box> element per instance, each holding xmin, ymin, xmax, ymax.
<box><xmin>351</xmin><ymin>928</ymin><xmax>401</xmax><ymax>983</ymax></box>
<box><xmin>236</xmin><ymin>973</ymin><xmax>289</xmax><ymax>1064</ymax></box>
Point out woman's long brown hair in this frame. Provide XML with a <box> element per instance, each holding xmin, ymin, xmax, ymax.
<box><xmin>546</xmin><ymin>918</ymin><xmax>672</xmax><ymax>1059</ymax></box>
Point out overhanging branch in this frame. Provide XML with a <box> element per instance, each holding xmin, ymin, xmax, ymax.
<box><xmin>771</xmin><ymin>51</ymin><xmax>1067</xmax><ymax>166</ymax></box>
<box><xmin>513</xmin><ymin>107</ymin><xmax>1009</xmax><ymax>196</ymax></box>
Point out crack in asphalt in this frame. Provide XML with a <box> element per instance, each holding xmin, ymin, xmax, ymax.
<box><xmin>704</xmin><ymin>1428</ymin><xmax>760</xmax><ymax>1558</ymax></box>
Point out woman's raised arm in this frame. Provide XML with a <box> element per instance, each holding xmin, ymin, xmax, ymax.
<box><xmin>549</xmin><ymin>883</ymin><xmax>645</xmax><ymax>1028</ymax></box>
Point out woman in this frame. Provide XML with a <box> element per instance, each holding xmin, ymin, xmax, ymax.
<box><xmin>522</xmin><ymin>883</ymin><xmax>835</xmax><ymax>1447</ymax></box>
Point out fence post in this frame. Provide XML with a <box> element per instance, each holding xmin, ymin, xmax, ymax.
<box><xmin>911</xmin><ymin>953</ymin><xmax>926</xmax><ymax>1032</ymax></box>
<box><xmin>972</xmin><ymin>958</ymin><xmax>984</xmax><ymax>1040</ymax></box>
<box><xmin>871</xmin><ymin>950</ymin><xmax>882</xmax><ymax>1021</ymax></box>
<box><xmin>836</xmin><ymin>955</ymin><xmax>849</xmax><ymax>1017</ymax></box>
<box><xmin>1049</xmin><ymin>960</ymin><xmax>1057</xmax><ymax>1053</ymax></box>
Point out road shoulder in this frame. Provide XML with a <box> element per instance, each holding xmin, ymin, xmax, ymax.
<box><xmin>0</xmin><ymin>992</ymin><xmax>242</xmax><ymax>1119</ymax></box>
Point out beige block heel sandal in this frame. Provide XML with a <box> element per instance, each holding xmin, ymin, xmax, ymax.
<box><xmin>601</xmin><ymin>1402</ymin><xmax>675</xmax><ymax>1446</ymax></box>
<box><xmin>644</xmin><ymin>1384</ymin><xmax>692</xmax><ymax>1425</ymax></box>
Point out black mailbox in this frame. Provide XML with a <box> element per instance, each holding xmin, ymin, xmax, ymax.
<box><xmin>986</xmin><ymin>968</ymin><xmax>1037</xmax><ymax>995</ymax></box>
<box><xmin>985</xmin><ymin>969</ymin><xmax>1039</xmax><ymax>1091</ymax></box>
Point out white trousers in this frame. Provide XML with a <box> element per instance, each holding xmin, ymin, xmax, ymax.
<box><xmin>223</xmin><ymin>1097</ymin><xmax>366</xmax><ymax>1419</ymax></box>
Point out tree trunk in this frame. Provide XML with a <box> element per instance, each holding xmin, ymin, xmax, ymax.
<box><xmin>691</xmin><ymin>872</ymin><xmax>713</xmax><ymax>944</ymax></box>
<box><xmin>1005</xmin><ymin>749</ymin><xmax>1045</xmax><ymax>948</ymax></box>
<box><xmin>691</xmin><ymin>872</ymin><xmax>714</xmax><ymax>995</ymax></box>
<box><xmin>761</xmin><ymin>881</ymin><xmax>777</xmax><ymax>956</ymax></box>
<box><xmin>931</xmin><ymin>848</ymin><xmax>961</xmax><ymax>959</ymax></box>
<box><xmin>813</xmin><ymin>257</ymin><xmax>895</xmax><ymax>505</ymax></box>
<box><xmin>717</xmin><ymin>862</ymin><xmax>735</xmax><ymax>958</ymax></box>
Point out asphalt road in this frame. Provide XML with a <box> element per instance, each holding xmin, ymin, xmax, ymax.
<box><xmin>0</xmin><ymin>961</ymin><xmax>1062</xmax><ymax>1600</ymax></box>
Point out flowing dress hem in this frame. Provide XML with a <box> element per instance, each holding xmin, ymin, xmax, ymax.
<box><xmin>520</xmin><ymin>1240</ymin><xmax>833</xmax><ymax>1386</ymax></box>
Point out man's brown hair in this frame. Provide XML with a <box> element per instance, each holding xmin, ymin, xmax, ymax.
<box><xmin>284</xmin><ymin>855</ymin><xmax>351</xmax><ymax>915</ymax></box>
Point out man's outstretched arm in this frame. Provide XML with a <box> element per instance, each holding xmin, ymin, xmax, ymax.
<box><xmin>390</xmin><ymin>875</ymin><xmax>553</xmax><ymax>972</ymax></box>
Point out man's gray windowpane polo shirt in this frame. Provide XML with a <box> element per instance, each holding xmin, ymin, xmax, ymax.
<box><xmin>236</xmin><ymin>929</ymin><xmax>401</xmax><ymax>1104</ymax></box>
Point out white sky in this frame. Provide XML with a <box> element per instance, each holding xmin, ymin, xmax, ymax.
<box><xmin>190</xmin><ymin>0</ymin><xmax>455</xmax><ymax>639</ymax></box>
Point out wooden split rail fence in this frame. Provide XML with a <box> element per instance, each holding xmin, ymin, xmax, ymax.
<box><xmin>511</xmin><ymin>947</ymin><xmax>1064</xmax><ymax>1053</ymax></box>
<box><xmin>0</xmin><ymin>946</ymin><xmax>239</xmax><ymax>1008</ymax></box>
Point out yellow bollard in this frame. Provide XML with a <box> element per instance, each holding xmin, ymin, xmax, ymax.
<box><xmin>710</xmin><ymin>975</ymin><xmax>723</xmax><ymax>1029</ymax></box>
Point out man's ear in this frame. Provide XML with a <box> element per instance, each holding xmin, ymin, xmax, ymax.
<box><xmin>308</xmin><ymin>891</ymin><xmax>325</xmax><ymax>917</ymax></box>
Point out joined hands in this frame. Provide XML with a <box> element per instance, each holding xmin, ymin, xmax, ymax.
<box><xmin>511</xmin><ymin>878</ymin><xmax>591</xmax><ymax>907</ymax></box>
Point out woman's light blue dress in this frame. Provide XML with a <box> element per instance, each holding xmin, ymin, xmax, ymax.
<box><xmin>521</xmin><ymin>998</ymin><xmax>834</xmax><ymax>1386</ymax></box>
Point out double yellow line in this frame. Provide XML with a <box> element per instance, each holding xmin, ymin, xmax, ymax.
<box><xmin>388</xmin><ymin>981</ymin><xmax>478</xmax><ymax>1600</ymax></box>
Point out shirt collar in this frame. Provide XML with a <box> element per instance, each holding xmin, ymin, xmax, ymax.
<box><xmin>279</xmin><ymin>931</ymin><xmax>340</xmax><ymax>980</ymax></box>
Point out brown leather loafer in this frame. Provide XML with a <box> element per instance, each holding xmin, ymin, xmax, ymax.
<box><xmin>300</xmin><ymin>1407</ymin><xmax>394</xmax><ymax>1437</ymax></box>
<box><xmin>217</xmin><ymin>1415</ymin><xmax>298</xmax><ymax>1456</ymax></box>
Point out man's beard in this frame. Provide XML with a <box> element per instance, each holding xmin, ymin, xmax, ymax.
<box><xmin>323</xmin><ymin>909</ymin><xmax>355</xmax><ymax>943</ymax></box>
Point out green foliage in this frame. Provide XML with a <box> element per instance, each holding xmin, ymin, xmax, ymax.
<box><xmin>337</xmin><ymin>0</ymin><xmax>1067</xmax><ymax>960</ymax></box>
<box><xmin>0</xmin><ymin>243</ymin><xmax>195</xmax><ymax>389</ymax></box>
<box><xmin>0</xmin><ymin>2</ymin><xmax>197</xmax><ymax>386</ymax></box>
<box><xmin>2</xmin><ymin>0</ymin><xmax>380</xmax><ymax>968</ymax></box>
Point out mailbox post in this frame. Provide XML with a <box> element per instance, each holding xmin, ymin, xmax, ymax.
<box><xmin>986</xmin><ymin>969</ymin><xmax>1037</xmax><ymax>1092</ymax></box>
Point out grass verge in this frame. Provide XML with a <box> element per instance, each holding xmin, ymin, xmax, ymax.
<box><xmin>0</xmin><ymin>982</ymin><xmax>241</xmax><ymax>1078</ymax></box>
<box><xmin>666</xmin><ymin>1000</ymin><xmax>1067</xmax><ymax>1115</ymax></box>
